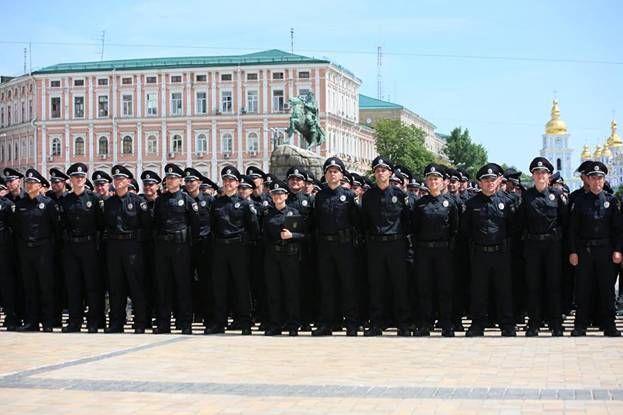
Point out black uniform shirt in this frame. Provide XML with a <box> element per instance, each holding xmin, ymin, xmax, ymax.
<box><xmin>461</xmin><ymin>191</ymin><xmax>513</xmax><ymax>245</ymax></box>
<box><xmin>569</xmin><ymin>190</ymin><xmax>622</xmax><ymax>253</ymax></box>
<box><xmin>189</xmin><ymin>191</ymin><xmax>213</xmax><ymax>239</ymax></box>
<box><xmin>59</xmin><ymin>190</ymin><xmax>103</xmax><ymax>237</ymax></box>
<box><xmin>411</xmin><ymin>193</ymin><xmax>459</xmax><ymax>242</ymax></box>
<box><xmin>211</xmin><ymin>193</ymin><xmax>259</xmax><ymax>239</ymax></box>
<box><xmin>153</xmin><ymin>190</ymin><xmax>200</xmax><ymax>239</ymax></box>
<box><xmin>361</xmin><ymin>184</ymin><xmax>409</xmax><ymax>236</ymax></box>
<box><xmin>13</xmin><ymin>194</ymin><xmax>59</xmax><ymax>243</ymax></box>
<box><xmin>518</xmin><ymin>186</ymin><xmax>567</xmax><ymax>236</ymax></box>
<box><xmin>0</xmin><ymin>196</ymin><xmax>15</xmax><ymax>235</ymax></box>
<box><xmin>262</xmin><ymin>205</ymin><xmax>305</xmax><ymax>244</ymax></box>
<box><xmin>312</xmin><ymin>185</ymin><xmax>360</xmax><ymax>234</ymax></box>
<box><xmin>103</xmin><ymin>191</ymin><xmax>151</xmax><ymax>234</ymax></box>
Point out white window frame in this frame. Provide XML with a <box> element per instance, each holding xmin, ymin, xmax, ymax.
<box><xmin>50</xmin><ymin>96</ymin><xmax>61</xmax><ymax>119</ymax></box>
<box><xmin>73</xmin><ymin>78</ymin><xmax>85</xmax><ymax>87</ymax></box>
<box><xmin>97</xmin><ymin>135</ymin><xmax>109</xmax><ymax>156</ymax></box>
<box><xmin>246</xmin><ymin>90</ymin><xmax>258</xmax><ymax>113</ymax></box>
<box><xmin>121</xmin><ymin>134</ymin><xmax>134</xmax><ymax>155</ymax></box>
<box><xmin>195</xmin><ymin>91</ymin><xmax>207</xmax><ymax>114</ymax></box>
<box><xmin>272</xmin><ymin>89</ymin><xmax>284</xmax><ymax>112</ymax></box>
<box><xmin>73</xmin><ymin>95</ymin><xmax>84</xmax><ymax>119</ymax></box>
<box><xmin>170</xmin><ymin>75</ymin><xmax>182</xmax><ymax>83</ymax></box>
<box><xmin>171</xmin><ymin>133</ymin><xmax>183</xmax><ymax>154</ymax></box>
<box><xmin>146</xmin><ymin>92</ymin><xmax>158</xmax><ymax>116</ymax></box>
<box><xmin>97</xmin><ymin>78</ymin><xmax>109</xmax><ymax>86</ymax></box>
<box><xmin>171</xmin><ymin>92</ymin><xmax>183</xmax><ymax>116</ymax></box>
<box><xmin>146</xmin><ymin>132</ymin><xmax>159</xmax><ymax>154</ymax></box>
<box><xmin>49</xmin><ymin>79</ymin><xmax>61</xmax><ymax>88</ymax></box>
<box><xmin>195</xmin><ymin>73</ymin><xmax>207</xmax><ymax>82</ymax></box>
<box><xmin>196</xmin><ymin>133</ymin><xmax>208</xmax><ymax>153</ymax></box>
<box><xmin>50</xmin><ymin>136</ymin><xmax>61</xmax><ymax>156</ymax></box>
<box><xmin>97</xmin><ymin>94</ymin><xmax>109</xmax><ymax>118</ymax></box>
<box><xmin>73</xmin><ymin>135</ymin><xmax>85</xmax><ymax>156</ymax></box>
<box><xmin>246</xmin><ymin>72</ymin><xmax>258</xmax><ymax>81</ymax></box>
<box><xmin>246</xmin><ymin>131</ymin><xmax>259</xmax><ymax>153</ymax></box>
<box><xmin>122</xmin><ymin>93</ymin><xmax>133</xmax><ymax>117</ymax></box>
<box><xmin>221</xmin><ymin>132</ymin><xmax>233</xmax><ymax>154</ymax></box>
<box><xmin>220</xmin><ymin>73</ymin><xmax>233</xmax><ymax>82</ymax></box>
<box><xmin>220</xmin><ymin>90</ymin><xmax>232</xmax><ymax>113</ymax></box>
<box><xmin>145</xmin><ymin>75</ymin><xmax>157</xmax><ymax>85</ymax></box>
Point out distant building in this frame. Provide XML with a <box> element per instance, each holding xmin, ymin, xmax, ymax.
<box><xmin>582</xmin><ymin>119</ymin><xmax>623</xmax><ymax>188</ymax></box>
<box><xmin>540</xmin><ymin>99</ymin><xmax>575</xmax><ymax>186</ymax></box>
<box><xmin>358</xmin><ymin>94</ymin><xmax>445</xmax><ymax>159</ymax></box>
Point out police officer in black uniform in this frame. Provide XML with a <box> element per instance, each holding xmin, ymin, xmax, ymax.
<box><xmin>311</xmin><ymin>157</ymin><xmax>360</xmax><ymax>336</ymax></box>
<box><xmin>14</xmin><ymin>169</ymin><xmax>60</xmax><ymax>332</ymax></box>
<box><xmin>463</xmin><ymin>163</ymin><xmax>517</xmax><ymax>337</ymax></box>
<box><xmin>518</xmin><ymin>157</ymin><xmax>567</xmax><ymax>336</ymax></box>
<box><xmin>569</xmin><ymin>161</ymin><xmax>622</xmax><ymax>337</ymax></box>
<box><xmin>0</xmin><ymin>176</ymin><xmax>18</xmax><ymax>330</ymax></box>
<box><xmin>3</xmin><ymin>168</ymin><xmax>26</xmax><ymax>202</ymax></box>
<box><xmin>263</xmin><ymin>180</ymin><xmax>306</xmax><ymax>336</ymax></box>
<box><xmin>103</xmin><ymin>165</ymin><xmax>151</xmax><ymax>334</ymax></box>
<box><xmin>411</xmin><ymin>163</ymin><xmax>460</xmax><ymax>337</ymax></box>
<box><xmin>59</xmin><ymin>163</ymin><xmax>104</xmax><ymax>333</ymax></box>
<box><xmin>183</xmin><ymin>167</ymin><xmax>214</xmax><ymax>327</ymax></box>
<box><xmin>139</xmin><ymin>170</ymin><xmax>161</xmax><ymax>328</ymax></box>
<box><xmin>361</xmin><ymin>156</ymin><xmax>412</xmax><ymax>336</ymax></box>
<box><xmin>205</xmin><ymin>165</ymin><xmax>259</xmax><ymax>335</ymax></box>
<box><xmin>152</xmin><ymin>163</ymin><xmax>200</xmax><ymax>334</ymax></box>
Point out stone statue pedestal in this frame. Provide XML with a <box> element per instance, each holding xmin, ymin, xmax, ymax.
<box><xmin>269</xmin><ymin>144</ymin><xmax>324</xmax><ymax>180</ymax></box>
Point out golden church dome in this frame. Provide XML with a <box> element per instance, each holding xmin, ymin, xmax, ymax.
<box><xmin>593</xmin><ymin>145</ymin><xmax>602</xmax><ymax>159</ymax></box>
<box><xmin>545</xmin><ymin>99</ymin><xmax>568</xmax><ymax>135</ymax></box>
<box><xmin>581</xmin><ymin>145</ymin><xmax>591</xmax><ymax>160</ymax></box>
<box><xmin>607</xmin><ymin>119</ymin><xmax>622</xmax><ymax>147</ymax></box>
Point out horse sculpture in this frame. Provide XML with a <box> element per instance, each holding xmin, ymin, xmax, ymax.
<box><xmin>286</xmin><ymin>92</ymin><xmax>325</xmax><ymax>149</ymax></box>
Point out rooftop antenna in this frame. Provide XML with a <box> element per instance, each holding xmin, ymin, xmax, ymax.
<box><xmin>377</xmin><ymin>46</ymin><xmax>383</xmax><ymax>100</ymax></box>
<box><xmin>23</xmin><ymin>47</ymin><xmax>27</xmax><ymax>75</ymax></box>
<box><xmin>290</xmin><ymin>28</ymin><xmax>294</xmax><ymax>53</ymax></box>
<box><xmin>29</xmin><ymin>42</ymin><xmax>32</xmax><ymax>75</ymax></box>
<box><xmin>99</xmin><ymin>30</ymin><xmax>106</xmax><ymax>61</ymax></box>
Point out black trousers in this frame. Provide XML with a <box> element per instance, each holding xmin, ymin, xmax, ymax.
<box><xmin>248</xmin><ymin>240</ymin><xmax>267</xmax><ymax>323</ymax></box>
<box><xmin>574</xmin><ymin>245</ymin><xmax>616</xmax><ymax>330</ymax></box>
<box><xmin>64</xmin><ymin>240</ymin><xmax>102</xmax><ymax>328</ymax></box>
<box><xmin>524</xmin><ymin>239</ymin><xmax>563</xmax><ymax>329</ymax></box>
<box><xmin>452</xmin><ymin>236</ymin><xmax>470</xmax><ymax>322</ymax></box>
<box><xmin>141</xmin><ymin>240</ymin><xmax>156</xmax><ymax>327</ymax></box>
<box><xmin>316</xmin><ymin>239</ymin><xmax>358</xmax><ymax>328</ymax></box>
<box><xmin>19</xmin><ymin>242</ymin><xmax>55</xmax><ymax>327</ymax></box>
<box><xmin>469</xmin><ymin>247</ymin><xmax>514</xmax><ymax>330</ymax></box>
<box><xmin>264</xmin><ymin>247</ymin><xmax>300</xmax><ymax>330</ymax></box>
<box><xmin>210</xmin><ymin>240</ymin><xmax>251</xmax><ymax>329</ymax></box>
<box><xmin>0</xmin><ymin>239</ymin><xmax>18</xmax><ymax>326</ymax></box>
<box><xmin>366</xmin><ymin>239</ymin><xmax>411</xmax><ymax>329</ymax></box>
<box><xmin>52</xmin><ymin>240</ymin><xmax>66</xmax><ymax>326</ymax></box>
<box><xmin>154</xmin><ymin>240</ymin><xmax>192</xmax><ymax>330</ymax></box>
<box><xmin>416</xmin><ymin>245</ymin><xmax>453</xmax><ymax>330</ymax></box>
<box><xmin>107</xmin><ymin>239</ymin><xmax>147</xmax><ymax>329</ymax></box>
<box><xmin>192</xmin><ymin>238</ymin><xmax>213</xmax><ymax>325</ymax></box>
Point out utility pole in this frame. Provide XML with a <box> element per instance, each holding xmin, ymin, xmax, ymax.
<box><xmin>99</xmin><ymin>30</ymin><xmax>106</xmax><ymax>61</ymax></box>
<box><xmin>290</xmin><ymin>28</ymin><xmax>294</xmax><ymax>54</ymax></box>
<box><xmin>377</xmin><ymin>46</ymin><xmax>383</xmax><ymax>100</ymax></box>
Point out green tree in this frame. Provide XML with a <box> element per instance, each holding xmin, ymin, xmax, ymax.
<box><xmin>374</xmin><ymin>119</ymin><xmax>435</xmax><ymax>175</ymax></box>
<box><xmin>443</xmin><ymin>127</ymin><xmax>488</xmax><ymax>178</ymax></box>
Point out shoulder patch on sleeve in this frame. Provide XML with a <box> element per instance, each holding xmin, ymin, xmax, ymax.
<box><xmin>250</xmin><ymin>205</ymin><xmax>257</xmax><ymax>215</ymax></box>
<box><xmin>192</xmin><ymin>202</ymin><xmax>199</xmax><ymax>212</ymax></box>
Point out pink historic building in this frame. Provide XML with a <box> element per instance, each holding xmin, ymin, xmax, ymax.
<box><xmin>0</xmin><ymin>49</ymin><xmax>375</xmax><ymax>182</ymax></box>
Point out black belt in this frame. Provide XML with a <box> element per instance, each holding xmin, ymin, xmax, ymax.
<box><xmin>21</xmin><ymin>238</ymin><xmax>50</xmax><ymax>248</ymax></box>
<box><xmin>270</xmin><ymin>242</ymin><xmax>300</xmax><ymax>255</ymax></box>
<box><xmin>319</xmin><ymin>229</ymin><xmax>352</xmax><ymax>242</ymax></box>
<box><xmin>107</xmin><ymin>232</ymin><xmax>138</xmax><ymax>241</ymax></box>
<box><xmin>215</xmin><ymin>235</ymin><xmax>244</xmax><ymax>245</ymax></box>
<box><xmin>582</xmin><ymin>238</ymin><xmax>610</xmax><ymax>247</ymax></box>
<box><xmin>66</xmin><ymin>234</ymin><xmax>96</xmax><ymax>243</ymax></box>
<box><xmin>526</xmin><ymin>233</ymin><xmax>560</xmax><ymax>241</ymax></box>
<box><xmin>415</xmin><ymin>240</ymin><xmax>449</xmax><ymax>248</ymax></box>
<box><xmin>367</xmin><ymin>234</ymin><xmax>404</xmax><ymax>242</ymax></box>
<box><xmin>474</xmin><ymin>244</ymin><xmax>504</xmax><ymax>253</ymax></box>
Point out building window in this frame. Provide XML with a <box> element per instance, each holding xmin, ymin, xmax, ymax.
<box><xmin>272</xmin><ymin>72</ymin><xmax>284</xmax><ymax>80</ymax></box>
<box><xmin>51</xmin><ymin>97</ymin><xmax>61</xmax><ymax>118</ymax></box>
<box><xmin>147</xmin><ymin>134</ymin><xmax>157</xmax><ymax>154</ymax></box>
<box><xmin>171</xmin><ymin>75</ymin><xmax>182</xmax><ymax>83</ymax></box>
<box><xmin>221</xmin><ymin>73</ymin><xmax>232</xmax><ymax>81</ymax></box>
<box><xmin>122</xmin><ymin>94</ymin><xmax>133</xmax><ymax>116</ymax></box>
<box><xmin>272</xmin><ymin>90</ymin><xmax>284</xmax><ymax>112</ymax></box>
<box><xmin>122</xmin><ymin>77</ymin><xmax>132</xmax><ymax>85</ymax></box>
<box><xmin>556</xmin><ymin>158</ymin><xmax>562</xmax><ymax>171</ymax></box>
<box><xmin>97</xmin><ymin>78</ymin><xmax>108</xmax><ymax>86</ymax></box>
<box><xmin>196</xmin><ymin>133</ymin><xmax>207</xmax><ymax>153</ymax></box>
<box><xmin>298</xmin><ymin>71</ymin><xmax>310</xmax><ymax>79</ymax></box>
<box><xmin>28</xmin><ymin>99</ymin><xmax>32</xmax><ymax>120</ymax></box>
<box><xmin>74</xmin><ymin>96</ymin><xmax>84</xmax><ymax>118</ymax></box>
<box><xmin>247</xmin><ymin>73</ymin><xmax>258</xmax><ymax>81</ymax></box>
<box><xmin>98</xmin><ymin>136</ymin><xmax>108</xmax><ymax>155</ymax></box>
<box><xmin>222</xmin><ymin>133</ymin><xmax>233</xmax><ymax>154</ymax></box>
<box><xmin>98</xmin><ymin>95</ymin><xmax>109</xmax><ymax>117</ymax></box>
<box><xmin>196</xmin><ymin>74</ymin><xmax>207</xmax><ymax>82</ymax></box>
<box><xmin>196</xmin><ymin>92</ymin><xmax>207</xmax><ymax>114</ymax></box>
<box><xmin>171</xmin><ymin>92</ymin><xmax>182</xmax><ymax>116</ymax></box>
<box><xmin>51</xmin><ymin>137</ymin><xmax>61</xmax><ymax>156</ymax></box>
<box><xmin>171</xmin><ymin>134</ymin><xmax>183</xmax><ymax>153</ymax></box>
<box><xmin>247</xmin><ymin>132</ymin><xmax>259</xmax><ymax>153</ymax></box>
<box><xmin>73</xmin><ymin>79</ymin><xmax>84</xmax><ymax>87</ymax></box>
<box><xmin>246</xmin><ymin>90</ymin><xmax>258</xmax><ymax>113</ymax></box>
<box><xmin>122</xmin><ymin>135</ymin><xmax>133</xmax><ymax>154</ymax></box>
<box><xmin>299</xmin><ymin>88</ymin><xmax>311</xmax><ymax>97</ymax></box>
<box><xmin>74</xmin><ymin>137</ymin><xmax>85</xmax><ymax>156</ymax></box>
<box><xmin>146</xmin><ymin>76</ymin><xmax>157</xmax><ymax>84</ymax></box>
<box><xmin>221</xmin><ymin>91</ymin><xmax>232</xmax><ymax>113</ymax></box>
<box><xmin>146</xmin><ymin>93</ymin><xmax>157</xmax><ymax>116</ymax></box>
<box><xmin>50</xmin><ymin>80</ymin><xmax>61</xmax><ymax>88</ymax></box>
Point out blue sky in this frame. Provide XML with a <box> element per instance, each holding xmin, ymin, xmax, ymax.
<box><xmin>1</xmin><ymin>0</ymin><xmax>621</xmax><ymax>171</ymax></box>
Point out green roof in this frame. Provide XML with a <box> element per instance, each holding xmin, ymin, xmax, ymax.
<box><xmin>358</xmin><ymin>94</ymin><xmax>403</xmax><ymax>110</ymax></box>
<box><xmin>33</xmin><ymin>49</ymin><xmax>331</xmax><ymax>75</ymax></box>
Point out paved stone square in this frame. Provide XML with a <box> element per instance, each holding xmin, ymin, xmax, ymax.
<box><xmin>1</xmin><ymin>325</ymin><xmax>623</xmax><ymax>414</ymax></box>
